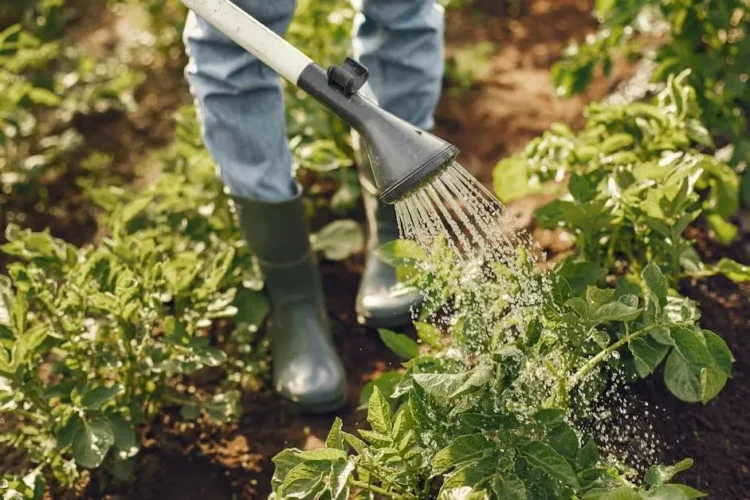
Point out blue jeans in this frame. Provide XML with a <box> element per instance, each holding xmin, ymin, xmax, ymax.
<box><xmin>184</xmin><ymin>0</ymin><xmax>445</xmax><ymax>201</ymax></box>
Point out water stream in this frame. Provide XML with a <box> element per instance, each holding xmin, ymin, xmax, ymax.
<box><xmin>393</xmin><ymin>161</ymin><xmax>549</xmax><ymax>346</ymax></box>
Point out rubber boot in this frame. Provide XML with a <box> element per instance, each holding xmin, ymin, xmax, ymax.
<box><xmin>354</xmin><ymin>134</ymin><xmax>423</xmax><ymax>327</ymax></box>
<box><xmin>233</xmin><ymin>185</ymin><xmax>347</xmax><ymax>414</ymax></box>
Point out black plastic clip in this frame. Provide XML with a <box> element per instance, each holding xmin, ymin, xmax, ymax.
<box><xmin>327</xmin><ymin>57</ymin><xmax>369</xmax><ymax>97</ymax></box>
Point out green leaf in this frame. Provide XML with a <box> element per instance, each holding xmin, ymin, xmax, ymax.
<box><xmin>432</xmin><ymin>434</ymin><xmax>494</xmax><ymax>474</ymax></box>
<box><xmin>644</xmin><ymin>484</ymin><xmax>690</xmax><ymax>499</ymax></box>
<box><xmin>704</xmin><ymin>213</ymin><xmax>738</xmax><ymax>245</ymax></box>
<box><xmin>359</xmin><ymin>370</ymin><xmax>402</xmax><ymax>409</ymax></box>
<box><xmin>549</xmin><ymin>422</ymin><xmax>580</xmax><ymax>459</ymax></box>
<box><xmin>415</xmin><ymin>321</ymin><xmax>442</xmax><ymax>348</ymax></box>
<box><xmin>642</xmin><ymin>263</ymin><xmax>668</xmax><ymax>307</ymax></box>
<box><xmin>329</xmin><ymin>459</ymin><xmax>355</xmax><ymax>499</ymax></box>
<box><xmin>492</xmin><ymin>473</ymin><xmax>528</xmax><ymax>500</ymax></box>
<box><xmin>534</xmin><ymin>409</ymin><xmax>565</xmax><ymax>427</ymax></box>
<box><xmin>109</xmin><ymin>413</ymin><xmax>138</xmax><ymax>459</ymax></box>
<box><xmin>439</xmin><ymin>456</ymin><xmax>497</xmax><ymax>495</ymax></box>
<box><xmin>0</xmin><ymin>275</ymin><xmax>12</xmax><ymax>328</ymax></box>
<box><xmin>664</xmin><ymin>351</ymin><xmax>702</xmax><ymax>403</ymax></box>
<box><xmin>438</xmin><ymin>487</ymin><xmax>490</xmax><ymax>500</ymax></box>
<box><xmin>644</xmin><ymin>458</ymin><xmax>694</xmax><ymax>487</ymax></box>
<box><xmin>72</xmin><ymin>417</ymin><xmax>115</xmax><ymax>469</ymax></box>
<box><xmin>297</xmin><ymin>448</ymin><xmax>347</xmax><ymax>462</ymax></box>
<box><xmin>713</xmin><ymin>258</ymin><xmax>750</xmax><ymax>282</ymax></box>
<box><xmin>585</xmin><ymin>287</ymin><xmax>616</xmax><ymax>309</ymax></box>
<box><xmin>601</xmin><ymin>488</ymin><xmax>641</xmax><ymax>500</ymax></box>
<box><xmin>120</xmin><ymin>196</ymin><xmax>153</xmax><ymax>224</ymax></box>
<box><xmin>180</xmin><ymin>403</ymin><xmax>200</xmax><ymax>421</ymax></box>
<box><xmin>341</xmin><ymin>432</ymin><xmax>367</xmax><ymax>455</ymax></box>
<box><xmin>367</xmin><ymin>387</ymin><xmax>392</xmax><ymax>435</ymax></box>
<box><xmin>82</xmin><ymin>385</ymin><xmax>122</xmax><ymax>410</ymax></box>
<box><xmin>494</xmin><ymin>157</ymin><xmax>534</xmax><ymax>203</ymax></box>
<box><xmin>11</xmin><ymin>323</ymin><xmax>47</xmax><ymax>368</ymax></box>
<box><xmin>271</xmin><ymin>449</ymin><xmax>305</xmax><ymax>493</ymax></box>
<box><xmin>450</xmin><ymin>364</ymin><xmax>493</xmax><ymax>398</ymax></box>
<box><xmin>592</xmin><ymin>301</ymin><xmax>642</xmax><ymax>323</ymax></box>
<box><xmin>629</xmin><ymin>336</ymin><xmax>670</xmax><ymax>377</ymax></box>
<box><xmin>233</xmin><ymin>288</ymin><xmax>270</xmax><ymax>328</ymax></box>
<box><xmin>670</xmin><ymin>328</ymin><xmax>713</xmax><ymax>369</ymax></box>
<box><xmin>702</xmin><ymin>331</ymin><xmax>733</xmax><ymax>376</ymax></box>
<box><xmin>57</xmin><ymin>414</ymin><xmax>82</xmax><ymax>450</ymax></box>
<box><xmin>519</xmin><ymin>441</ymin><xmax>580</xmax><ymax>488</ymax></box>
<box><xmin>28</xmin><ymin>87</ymin><xmax>61</xmax><ymax>106</ymax></box>
<box><xmin>377</xmin><ymin>239</ymin><xmax>426</xmax><ymax>267</ymax></box>
<box><xmin>205</xmin><ymin>390</ymin><xmax>241</xmax><ymax>423</ymax></box>
<box><xmin>311</xmin><ymin>220</ymin><xmax>364</xmax><ymax>261</ymax></box>
<box><xmin>11</xmin><ymin>294</ymin><xmax>28</xmax><ymax>335</ymax></box>
<box><xmin>325</xmin><ymin>417</ymin><xmax>346</xmax><ymax>451</ymax></box>
<box><xmin>556</xmin><ymin>260</ymin><xmax>606</xmax><ymax>296</ymax></box>
<box><xmin>281</xmin><ymin>461</ymin><xmax>329</xmax><ymax>499</ymax></box>
<box><xmin>700</xmin><ymin>367</ymin><xmax>727</xmax><ymax>404</ymax></box>
<box><xmin>670</xmin><ymin>485</ymin><xmax>707</xmax><ymax>498</ymax></box>
<box><xmin>460</xmin><ymin>413</ymin><xmax>519</xmax><ymax>431</ymax></box>
<box><xmin>413</xmin><ymin>372</ymin><xmax>470</xmax><ymax>399</ymax></box>
<box><xmin>576</xmin><ymin>439</ymin><xmax>599</xmax><ymax>469</ymax></box>
<box><xmin>378</xmin><ymin>329</ymin><xmax>419</xmax><ymax>359</ymax></box>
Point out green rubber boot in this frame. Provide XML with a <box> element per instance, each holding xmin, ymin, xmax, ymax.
<box><xmin>234</xmin><ymin>185</ymin><xmax>347</xmax><ymax>414</ymax></box>
<box><xmin>354</xmin><ymin>134</ymin><xmax>423</xmax><ymax>327</ymax></box>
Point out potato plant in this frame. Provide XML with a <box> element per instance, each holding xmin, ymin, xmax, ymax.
<box><xmin>494</xmin><ymin>72</ymin><xmax>749</xmax><ymax>285</ymax></box>
<box><xmin>270</xmin><ymin>238</ymin><xmax>731</xmax><ymax>499</ymax></box>
<box><xmin>551</xmin><ymin>0</ymin><xmax>750</xmax><ymax>202</ymax></box>
<box><xmin>0</xmin><ymin>99</ymin><xmax>370</xmax><ymax>495</ymax></box>
<box><xmin>0</xmin><ymin>2</ymin><xmax>142</xmax><ymax>203</ymax></box>
<box><xmin>0</xmin><ymin>143</ymin><xmax>263</xmax><ymax>488</ymax></box>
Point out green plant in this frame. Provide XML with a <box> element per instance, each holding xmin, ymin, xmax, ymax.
<box><xmin>494</xmin><ymin>72</ymin><xmax>748</xmax><ymax>284</ymax></box>
<box><xmin>0</xmin><ymin>0</ymin><xmax>143</xmax><ymax>230</ymax></box>
<box><xmin>0</xmin><ymin>470</ymin><xmax>44</xmax><ymax>500</ymax></box>
<box><xmin>551</xmin><ymin>0</ymin><xmax>750</xmax><ymax>203</ymax></box>
<box><xmin>270</xmin><ymin>239</ymin><xmax>731</xmax><ymax>498</ymax></box>
<box><xmin>0</xmin><ymin>102</ymin><xmax>370</xmax><ymax>494</ymax></box>
<box><xmin>445</xmin><ymin>42</ymin><xmax>497</xmax><ymax>95</ymax></box>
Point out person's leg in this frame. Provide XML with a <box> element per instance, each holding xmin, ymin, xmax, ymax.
<box><xmin>183</xmin><ymin>1</ymin><xmax>347</xmax><ymax>413</ymax></box>
<box><xmin>352</xmin><ymin>0</ymin><xmax>445</xmax><ymax>130</ymax></box>
<box><xmin>183</xmin><ymin>0</ymin><xmax>296</xmax><ymax>201</ymax></box>
<box><xmin>351</xmin><ymin>0</ymin><xmax>445</xmax><ymax>326</ymax></box>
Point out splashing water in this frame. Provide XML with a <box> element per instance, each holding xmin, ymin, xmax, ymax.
<box><xmin>393</xmin><ymin>161</ymin><xmax>667</xmax><ymax>475</ymax></box>
<box><xmin>394</xmin><ymin>161</ymin><xmax>549</xmax><ymax>349</ymax></box>
<box><xmin>395</xmin><ymin>162</ymin><xmax>531</xmax><ymax>261</ymax></box>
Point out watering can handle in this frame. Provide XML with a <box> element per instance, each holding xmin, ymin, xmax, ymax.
<box><xmin>182</xmin><ymin>0</ymin><xmax>314</xmax><ymax>85</ymax></box>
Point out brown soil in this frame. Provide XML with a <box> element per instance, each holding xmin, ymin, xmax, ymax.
<box><xmin>4</xmin><ymin>0</ymin><xmax>749</xmax><ymax>498</ymax></box>
<box><xmin>435</xmin><ymin>0</ymin><xmax>635</xmax><ymax>184</ymax></box>
<box><xmin>632</xmin><ymin>229</ymin><xmax>750</xmax><ymax>497</ymax></box>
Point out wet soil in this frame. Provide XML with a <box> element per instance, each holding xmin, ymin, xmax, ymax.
<box><xmin>635</xmin><ymin>229</ymin><xmax>750</xmax><ymax>497</ymax></box>
<box><xmin>3</xmin><ymin>0</ymin><xmax>749</xmax><ymax>498</ymax></box>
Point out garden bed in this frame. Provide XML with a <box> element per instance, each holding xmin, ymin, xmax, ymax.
<box><xmin>1</xmin><ymin>0</ymin><xmax>748</xmax><ymax>498</ymax></box>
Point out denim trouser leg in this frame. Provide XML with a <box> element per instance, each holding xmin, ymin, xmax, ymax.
<box><xmin>352</xmin><ymin>0</ymin><xmax>445</xmax><ymax>131</ymax></box>
<box><xmin>183</xmin><ymin>0</ymin><xmax>445</xmax><ymax>201</ymax></box>
<box><xmin>184</xmin><ymin>1</ymin><xmax>297</xmax><ymax>201</ymax></box>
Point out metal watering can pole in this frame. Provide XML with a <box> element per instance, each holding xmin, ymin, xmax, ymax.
<box><xmin>181</xmin><ymin>0</ymin><xmax>459</xmax><ymax>204</ymax></box>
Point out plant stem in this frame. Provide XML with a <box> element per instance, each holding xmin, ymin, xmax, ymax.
<box><xmin>357</xmin><ymin>463</ymin><xmax>414</xmax><ymax>497</ymax></box>
<box><xmin>349</xmin><ymin>479</ymin><xmax>416</xmax><ymax>500</ymax></box>
<box><xmin>569</xmin><ymin>323</ymin><xmax>672</xmax><ymax>389</ymax></box>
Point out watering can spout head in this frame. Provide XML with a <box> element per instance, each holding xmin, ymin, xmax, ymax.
<box><xmin>298</xmin><ymin>61</ymin><xmax>459</xmax><ymax>204</ymax></box>
<box><xmin>359</xmin><ymin>114</ymin><xmax>460</xmax><ymax>204</ymax></box>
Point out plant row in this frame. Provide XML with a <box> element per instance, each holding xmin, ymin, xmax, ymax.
<box><xmin>266</xmin><ymin>77</ymin><xmax>744</xmax><ymax>498</ymax></box>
